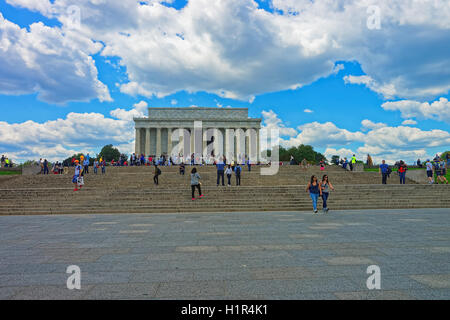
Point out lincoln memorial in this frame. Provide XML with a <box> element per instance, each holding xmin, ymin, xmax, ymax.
<box><xmin>134</xmin><ymin>107</ymin><xmax>262</xmax><ymax>164</ymax></box>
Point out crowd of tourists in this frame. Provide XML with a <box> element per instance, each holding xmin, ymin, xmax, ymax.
<box><xmin>338</xmin><ymin>154</ymin><xmax>358</xmax><ymax>171</ymax></box>
<box><xmin>0</xmin><ymin>155</ymin><xmax>12</xmax><ymax>168</ymax></box>
<box><xmin>378</xmin><ymin>153</ymin><xmax>448</xmax><ymax>185</ymax></box>
<box><xmin>126</xmin><ymin>152</ymin><xmax>254</xmax><ymax>168</ymax></box>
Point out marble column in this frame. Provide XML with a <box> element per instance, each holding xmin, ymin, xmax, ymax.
<box><xmin>256</xmin><ymin>128</ymin><xmax>260</xmax><ymax>163</ymax></box>
<box><xmin>213</xmin><ymin>128</ymin><xmax>221</xmax><ymax>159</ymax></box>
<box><xmin>135</xmin><ymin>128</ymin><xmax>141</xmax><ymax>155</ymax></box>
<box><xmin>156</xmin><ymin>128</ymin><xmax>162</xmax><ymax>157</ymax></box>
<box><xmin>235</xmin><ymin>128</ymin><xmax>245</xmax><ymax>163</ymax></box>
<box><xmin>178</xmin><ymin>128</ymin><xmax>184</xmax><ymax>158</ymax></box>
<box><xmin>167</xmin><ymin>128</ymin><xmax>172</xmax><ymax>157</ymax></box>
<box><xmin>145</xmin><ymin>128</ymin><xmax>151</xmax><ymax>156</ymax></box>
<box><xmin>190</xmin><ymin>128</ymin><xmax>195</xmax><ymax>159</ymax></box>
<box><xmin>245</xmin><ymin>130</ymin><xmax>250</xmax><ymax>160</ymax></box>
<box><xmin>225</xmin><ymin>128</ymin><xmax>234</xmax><ymax>162</ymax></box>
<box><xmin>202</xmin><ymin>129</ymin><xmax>207</xmax><ymax>158</ymax></box>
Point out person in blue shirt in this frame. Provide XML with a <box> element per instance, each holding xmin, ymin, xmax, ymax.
<box><xmin>235</xmin><ymin>163</ymin><xmax>242</xmax><ymax>186</ymax></box>
<box><xmin>246</xmin><ymin>158</ymin><xmax>251</xmax><ymax>171</ymax></box>
<box><xmin>83</xmin><ymin>158</ymin><xmax>90</xmax><ymax>174</ymax></box>
<box><xmin>216</xmin><ymin>157</ymin><xmax>225</xmax><ymax>186</ymax></box>
<box><xmin>306</xmin><ymin>175</ymin><xmax>322</xmax><ymax>213</ymax></box>
<box><xmin>343</xmin><ymin>158</ymin><xmax>348</xmax><ymax>170</ymax></box>
<box><xmin>379</xmin><ymin>160</ymin><xmax>389</xmax><ymax>184</ymax></box>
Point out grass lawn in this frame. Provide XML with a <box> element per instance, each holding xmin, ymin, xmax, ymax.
<box><xmin>364</xmin><ymin>167</ymin><xmax>449</xmax><ymax>183</ymax></box>
<box><xmin>364</xmin><ymin>167</ymin><xmax>425</xmax><ymax>172</ymax></box>
<box><xmin>0</xmin><ymin>170</ymin><xmax>21</xmax><ymax>175</ymax></box>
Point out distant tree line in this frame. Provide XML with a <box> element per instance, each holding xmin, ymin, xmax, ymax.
<box><xmin>266</xmin><ymin>145</ymin><xmax>327</xmax><ymax>164</ymax></box>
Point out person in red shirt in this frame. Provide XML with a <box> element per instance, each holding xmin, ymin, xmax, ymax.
<box><xmin>398</xmin><ymin>160</ymin><xmax>407</xmax><ymax>184</ymax></box>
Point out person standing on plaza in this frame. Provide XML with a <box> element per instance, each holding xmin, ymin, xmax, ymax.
<box><xmin>398</xmin><ymin>160</ymin><xmax>407</xmax><ymax>184</ymax></box>
<box><xmin>320</xmin><ymin>175</ymin><xmax>334</xmax><ymax>213</ymax></box>
<box><xmin>306</xmin><ymin>175</ymin><xmax>322</xmax><ymax>214</ymax></box>
<box><xmin>93</xmin><ymin>159</ymin><xmax>99</xmax><ymax>174</ymax></box>
<box><xmin>100</xmin><ymin>158</ymin><xmax>106</xmax><ymax>174</ymax></box>
<box><xmin>441</xmin><ymin>157</ymin><xmax>448</xmax><ymax>184</ymax></box>
<box><xmin>235</xmin><ymin>163</ymin><xmax>242</xmax><ymax>186</ymax></box>
<box><xmin>379</xmin><ymin>160</ymin><xmax>389</xmax><ymax>184</ymax></box>
<box><xmin>435</xmin><ymin>157</ymin><xmax>449</xmax><ymax>184</ymax></box>
<box><xmin>83</xmin><ymin>157</ymin><xmax>89</xmax><ymax>174</ymax></box>
<box><xmin>247</xmin><ymin>157</ymin><xmax>251</xmax><ymax>171</ymax></box>
<box><xmin>216</xmin><ymin>157</ymin><xmax>225</xmax><ymax>186</ymax></box>
<box><xmin>43</xmin><ymin>159</ymin><xmax>49</xmax><ymax>175</ymax></box>
<box><xmin>225</xmin><ymin>165</ymin><xmax>233</xmax><ymax>186</ymax></box>
<box><xmin>190</xmin><ymin>167</ymin><xmax>203</xmax><ymax>201</ymax></box>
<box><xmin>350</xmin><ymin>154</ymin><xmax>356</xmax><ymax>171</ymax></box>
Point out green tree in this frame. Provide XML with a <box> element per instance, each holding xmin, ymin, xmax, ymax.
<box><xmin>266</xmin><ymin>144</ymin><xmax>327</xmax><ymax>164</ymax></box>
<box><xmin>331</xmin><ymin>155</ymin><xmax>340</xmax><ymax>165</ymax></box>
<box><xmin>99</xmin><ymin>145</ymin><xmax>121</xmax><ymax>162</ymax></box>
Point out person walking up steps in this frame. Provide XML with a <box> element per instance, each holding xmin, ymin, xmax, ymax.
<box><xmin>306</xmin><ymin>175</ymin><xmax>322</xmax><ymax>214</ymax></box>
<box><xmin>379</xmin><ymin>160</ymin><xmax>389</xmax><ymax>184</ymax></box>
<box><xmin>426</xmin><ymin>159</ymin><xmax>434</xmax><ymax>184</ymax></box>
<box><xmin>235</xmin><ymin>163</ymin><xmax>242</xmax><ymax>186</ymax></box>
<box><xmin>225</xmin><ymin>165</ymin><xmax>232</xmax><ymax>186</ymax></box>
<box><xmin>72</xmin><ymin>160</ymin><xmax>84</xmax><ymax>191</ymax></box>
<box><xmin>320</xmin><ymin>175</ymin><xmax>335</xmax><ymax>213</ymax></box>
<box><xmin>216</xmin><ymin>157</ymin><xmax>225</xmax><ymax>186</ymax></box>
<box><xmin>398</xmin><ymin>160</ymin><xmax>407</xmax><ymax>184</ymax></box>
<box><xmin>179</xmin><ymin>162</ymin><xmax>185</xmax><ymax>175</ymax></box>
<box><xmin>190</xmin><ymin>167</ymin><xmax>204</xmax><ymax>201</ymax></box>
<box><xmin>154</xmin><ymin>165</ymin><xmax>161</xmax><ymax>185</ymax></box>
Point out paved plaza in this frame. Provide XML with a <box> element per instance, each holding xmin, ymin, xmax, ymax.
<box><xmin>0</xmin><ymin>208</ymin><xmax>449</xmax><ymax>300</ymax></box>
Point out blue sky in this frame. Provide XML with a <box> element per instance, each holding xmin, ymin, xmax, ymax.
<box><xmin>0</xmin><ymin>0</ymin><xmax>449</xmax><ymax>164</ymax></box>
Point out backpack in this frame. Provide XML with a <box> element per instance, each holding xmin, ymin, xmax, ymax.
<box><xmin>236</xmin><ymin>166</ymin><xmax>241</xmax><ymax>175</ymax></box>
<box><xmin>157</xmin><ymin>168</ymin><xmax>161</xmax><ymax>175</ymax></box>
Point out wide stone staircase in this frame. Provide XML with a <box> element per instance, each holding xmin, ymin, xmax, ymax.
<box><xmin>0</xmin><ymin>165</ymin><xmax>449</xmax><ymax>215</ymax></box>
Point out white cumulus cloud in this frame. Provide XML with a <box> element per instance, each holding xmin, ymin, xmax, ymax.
<box><xmin>382</xmin><ymin>97</ymin><xmax>450</xmax><ymax>123</ymax></box>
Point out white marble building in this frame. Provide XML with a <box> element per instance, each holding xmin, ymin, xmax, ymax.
<box><xmin>134</xmin><ymin>107</ymin><xmax>262</xmax><ymax>163</ymax></box>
